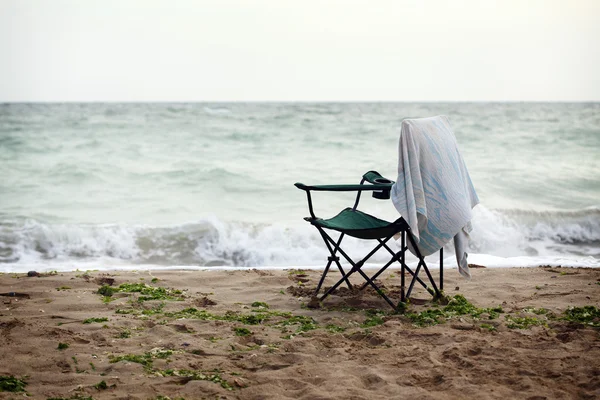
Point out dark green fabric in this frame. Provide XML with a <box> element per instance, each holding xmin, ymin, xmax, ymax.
<box><xmin>313</xmin><ymin>208</ymin><xmax>400</xmax><ymax>239</ymax></box>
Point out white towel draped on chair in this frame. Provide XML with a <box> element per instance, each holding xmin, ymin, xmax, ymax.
<box><xmin>391</xmin><ymin>115</ymin><xmax>479</xmax><ymax>278</ymax></box>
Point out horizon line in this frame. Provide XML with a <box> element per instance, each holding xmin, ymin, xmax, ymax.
<box><xmin>2</xmin><ymin>100</ymin><xmax>599</xmax><ymax>104</ymax></box>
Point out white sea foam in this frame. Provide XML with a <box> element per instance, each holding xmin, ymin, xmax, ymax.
<box><xmin>1</xmin><ymin>205</ymin><xmax>599</xmax><ymax>273</ymax></box>
<box><xmin>203</xmin><ymin>106</ymin><xmax>231</xmax><ymax>115</ymax></box>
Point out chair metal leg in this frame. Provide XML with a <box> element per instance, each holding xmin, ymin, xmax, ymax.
<box><xmin>319</xmin><ymin>233</ymin><xmax>398</xmax><ymax>309</ymax></box>
<box><xmin>379</xmin><ymin>241</ymin><xmax>430</xmax><ymax>291</ymax></box>
<box><xmin>316</xmin><ymin>228</ymin><xmax>352</xmax><ymax>291</ymax></box>
<box><xmin>401</xmin><ymin>231</ymin><xmax>405</xmax><ymax>302</ymax></box>
<box><xmin>440</xmin><ymin>247</ymin><xmax>444</xmax><ymax>292</ymax></box>
<box><xmin>405</xmin><ymin>232</ymin><xmax>440</xmax><ymax>297</ymax></box>
<box><xmin>314</xmin><ymin>232</ymin><xmax>349</xmax><ymax>294</ymax></box>
<box><xmin>315</xmin><ymin>259</ymin><xmax>333</xmax><ymax>296</ymax></box>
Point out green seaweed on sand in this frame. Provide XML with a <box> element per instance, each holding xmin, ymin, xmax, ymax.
<box><xmin>251</xmin><ymin>301</ymin><xmax>269</xmax><ymax>308</ymax></box>
<box><xmin>444</xmin><ymin>295</ymin><xmax>503</xmax><ymax>318</ymax></box>
<box><xmin>164</xmin><ymin>307</ymin><xmax>318</xmax><ymax>336</ymax></box>
<box><xmin>522</xmin><ymin>307</ymin><xmax>550</xmax><ymax>315</ymax></box>
<box><xmin>97</xmin><ymin>285</ymin><xmax>115</xmax><ymax>297</ymax></box>
<box><xmin>405</xmin><ymin>295</ymin><xmax>503</xmax><ymax>327</ymax></box>
<box><xmin>156</xmin><ymin>369</ymin><xmax>234</xmax><ymax>390</ymax></box>
<box><xmin>141</xmin><ymin>302</ymin><xmax>166</xmax><ymax>316</ymax></box>
<box><xmin>164</xmin><ymin>308</ymin><xmax>267</xmax><ymax>325</ymax></box>
<box><xmin>361</xmin><ymin>309</ymin><xmax>387</xmax><ymax>328</ymax></box>
<box><xmin>405</xmin><ymin>308</ymin><xmax>446</xmax><ymax>327</ymax></box>
<box><xmin>109</xmin><ymin>353</ymin><xmax>153</xmax><ymax>368</ymax></box>
<box><xmin>83</xmin><ymin>317</ymin><xmax>109</xmax><ymax>324</ymax></box>
<box><xmin>233</xmin><ymin>327</ymin><xmax>252</xmax><ymax>336</ymax></box>
<box><xmin>57</xmin><ymin>342</ymin><xmax>69</xmax><ymax>350</ymax></box>
<box><xmin>98</xmin><ymin>283</ymin><xmax>184</xmax><ymax>302</ymax></box>
<box><xmin>117</xmin><ymin>283</ymin><xmax>184</xmax><ymax>302</ymax></box>
<box><xmin>0</xmin><ymin>375</ymin><xmax>27</xmax><ymax>392</ymax></box>
<box><xmin>326</xmin><ymin>324</ymin><xmax>346</xmax><ymax>333</ymax></box>
<box><xmin>117</xmin><ymin>329</ymin><xmax>131</xmax><ymax>338</ymax></box>
<box><xmin>114</xmin><ymin>308</ymin><xmax>139</xmax><ymax>315</ymax></box>
<box><xmin>480</xmin><ymin>323</ymin><xmax>497</xmax><ymax>332</ymax></box>
<box><xmin>288</xmin><ymin>269</ymin><xmax>308</xmax><ymax>276</ymax></box>
<box><xmin>505</xmin><ymin>315</ymin><xmax>546</xmax><ymax>329</ymax></box>
<box><xmin>276</xmin><ymin>315</ymin><xmax>317</xmax><ymax>333</ymax></box>
<box><xmin>563</xmin><ymin>306</ymin><xmax>600</xmax><ymax>327</ymax></box>
<box><xmin>94</xmin><ymin>380</ymin><xmax>108</xmax><ymax>390</ymax></box>
<box><xmin>109</xmin><ymin>349</ymin><xmax>174</xmax><ymax>371</ymax></box>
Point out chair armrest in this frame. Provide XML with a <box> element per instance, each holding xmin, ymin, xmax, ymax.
<box><xmin>295</xmin><ymin>171</ymin><xmax>395</xmax><ymax>218</ymax></box>
<box><xmin>294</xmin><ymin>182</ymin><xmax>392</xmax><ymax>192</ymax></box>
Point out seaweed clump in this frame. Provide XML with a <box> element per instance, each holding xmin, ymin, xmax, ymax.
<box><xmin>0</xmin><ymin>375</ymin><xmax>27</xmax><ymax>392</ymax></box>
<box><xmin>405</xmin><ymin>295</ymin><xmax>503</xmax><ymax>327</ymax></box>
<box><xmin>563</xmin><ymin>306</ymin><xmax>600</xmax><ymax>327</ymax></box>
<box><xmin>97</xmin><ymin>283</ymin><xmax>185</xmax><ymax>302</ymax></box>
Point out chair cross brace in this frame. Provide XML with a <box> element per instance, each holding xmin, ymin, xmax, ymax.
<box><xmin>313</xmin><ymin>224</ymin><xmax>441</xmax><ymax>310</ymax></box>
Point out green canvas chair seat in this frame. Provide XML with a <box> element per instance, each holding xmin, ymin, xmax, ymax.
<box><xmin>312</xmin><ymin>208</ymin><xmax>403</xmax><ymax>240</ymax></box>
<box><xmin>295</xmin><ymin>171</ymin><xmax>443</xmax><ymax>310</ymax></box>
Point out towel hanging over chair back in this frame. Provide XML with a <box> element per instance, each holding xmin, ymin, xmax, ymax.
<box><xmin>391</xmin><ymin>115</ymin><xmax>479</xmax><ymax>278</ymax></box>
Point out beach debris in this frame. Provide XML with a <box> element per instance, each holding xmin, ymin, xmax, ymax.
<box><xmin>95</xmin><ymin>276</ymin><xmax>115</xmax><ymax>286</ymax></box>
<box><xmin>194</xmin><ymin>296</ymin><xmax>217</xmax><ymax>307</ymax></box>
<box><xmin>0</xmin><ymin>292</ymin><xmax>30</xmax><ymax>299</ymax></box>
<box><xmin>94</xmin><ymin>380</ymin><xmax>117</xmax><ymax>390</ymax></box>
<box><xmin>286</xmin><ymin>285</ymin><xmax>314</xmax><ymax>297</ymax></box>
<box><xmin>450</xmin><ymin>323</ymin><xmax>476</xmax><ymax>330</ymax></box>
<box><xmin>251</xmin><ymin>268</ymin><xmax>273</xmax><ymax>276</ymax></box>
<box><xmin>306</xmin><ymin>297</ymin><xmax>320</xmax><ymax>309</ymax></box>
<box><xmin>25</xmin><ymin>271</ymin><xmax>58</xmax><ymax>278</ymax></box>
<box><xmin>288</xmin><ymin>269</ymin><xmax>310</xmax><ymax>283</ymax></box>
<box><xmin>234</xmin><ymin>377</ymin><xmax>249</xmax><ymax>388</ymax></box>
<box><xmin>468</xmin><ymin>264</ymin><xmax>486</xmax><ymax>269</ymax></box>
<box><xmin>170</xmin><ymin>324</ymin><xmax>193</xmax><ymax>333</ymax></box>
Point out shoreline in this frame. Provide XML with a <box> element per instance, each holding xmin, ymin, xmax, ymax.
<box><xmin>1</xmin><ymin>266</ymin><xmax>599</xmax><ymax>399</ymax></box>
<box><xmin>2</xmin><ymin>253</ymin><xmax>599</xmax><ymax>275</ymax></box>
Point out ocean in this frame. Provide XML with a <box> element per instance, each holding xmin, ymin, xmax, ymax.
<box><xmin>1</xmin><ymin>102</ymin><xmax>599</xmax><ymax>273</ymax></box>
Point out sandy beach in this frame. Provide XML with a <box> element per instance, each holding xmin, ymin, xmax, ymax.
<box><xmin>1</xmin><ymin>266</ymin><xmax>599</xmax><ymax>399</ymax></box>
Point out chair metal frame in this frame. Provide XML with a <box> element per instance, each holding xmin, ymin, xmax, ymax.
<box><xmin>295</xmin><ymin>171</ymin><xmax>443</xmax><ymax>310</ymax></box>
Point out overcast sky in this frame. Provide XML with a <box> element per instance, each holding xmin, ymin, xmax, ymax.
<box><xmin>1</xmin><ymin>0</ymin><xmax>599</xmax><ymax>102</ymax></box>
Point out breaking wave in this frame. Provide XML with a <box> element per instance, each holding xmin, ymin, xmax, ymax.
<box><xmin>1</xmin><ymin>205</ymin><xmax>599</xmax><ymax>272</ymax></box>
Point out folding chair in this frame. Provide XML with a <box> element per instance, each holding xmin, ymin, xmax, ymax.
<box><xmin>295</xmin><ymin>170</ymin><xmax>443</xmax><ymax>311</ymax></box>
